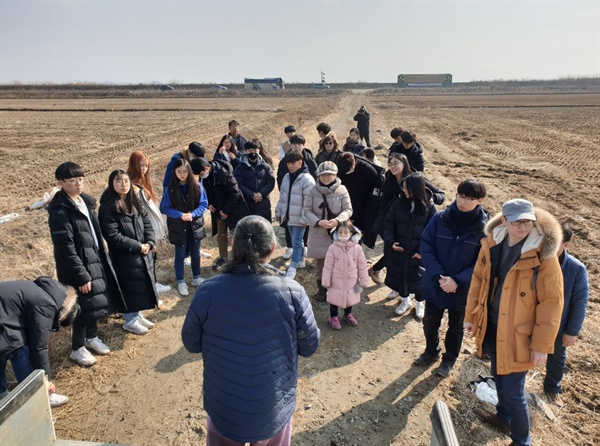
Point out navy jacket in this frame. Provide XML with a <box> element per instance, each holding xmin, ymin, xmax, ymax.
<box><xmin>420</xmin><ymin>201</ymin><xmax>489</xmax><ymax>311</ymax></box>
<box><xmin>234</xmin><ymin>155</ymin><xmax>275</xmax><ymax>221</ymax></box>
<box><xmin>559</xmin><ymin>251</ymin><xmax>589</xmax><ymax>336</ymax></box>
<box><xmin>0</xmin><ymin>278</ymin><xmax>67</xmax><ymax>378</ymax></box>
<box><xmin>181</xmin><ymin>263</ymin><xmax>320</xmax><ymax>443</ymax></box>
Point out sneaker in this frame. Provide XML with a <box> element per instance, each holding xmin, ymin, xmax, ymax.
<box><xmin>212</xmin><ymin>257</ymin><xmax>226</xmax><ymax>271</ymax></box>
<box><xmin>282</xmin><ymin>247</ymin><xmax>293</xmax><ymax>259</ymax></box>
<box><xmin>286</xmin><ymin>267</ymin><xmax>297</xmax><ymax>280</ymax></box>
<box><xmin>191</xmin><ymin>277</ymin><xmax>204</xmax><ymax>287</ymax></box>
<box><xmin>394</xmin><ymin>296</ymin><xmax>413</xmax><ymax>315</ymax></box>
<box><xmin>70</xmin><ymin>347</ymin><xmax>97</xmax><ymax>367</ymax></box>
<box><xmin>137</xmin><ymin>315</ymin><xmax>155</xmax><ymax>329</ymax></box>
<box><xmin>304</xmin><ymin>246</ymin><xmax>308</xmax><ymax>257</ymax></box>
<box><xmin>49</xmin><ymin>393</ymin><xmax>69</xmax><ymax>408</ymax></box>
<box><xmin>200</xmin><ymin>249</ymin><xmax>212</xmax><ymax>258</ymax></box>
<box><xmin>157</xmin><ymin>299</ymin><xmax>164</xmax><ymax>308</ymax></box>
<box><xmin>329</xmin><ymin>316</ymin><xmax>342</xmax><ymax>330</ymax></box>
<box><xmin>155</xmin><ymin>282</ymin><xmax>171</xmax><ymax>293</ymax></box>
<box><xmin>123</xmin><ymin>318</ymin><xmax>149</xmax><ymax>335</ymax></box>
<box><xmin>415</xmin><ymin>301</ymin><xmax>425</xmax><ymax>319</ymax></box>
<box><xmin>414</xmin><ymin>351</ymin><xmax>440</xmax><ymax>366</ymax></box>
<box><xmin>184</xmin><ymin>257</ymin><xmax>192</xmax><ymax>266</ymax></box>
<box><xmin>297</xmin><ymin>258</ymin><xmax>306</xmax><ymax>269</ymax></box>
<box><xmin>177</xmin><ymin>282</ymin><xmax>189</xmax><ymax>296</ymax></box>
<box><xmin>386</xmin><ymin>290</ymin><xmax>399</xmax><ymax>300</ymax></box>
<box><xmin>434</xmin><ymin>359</ymin><xmax>454</xmax><ymax>378</ymax></box>
<box><xmin>368</xmin><ymin>267</ymin><xmax>383</xmax><ymax>285</ymax></box>
<box><xmin>472</xmin><ymin>407</ymin><xmax>511</xmax><ymax>436</ymax></box>
<box><xmin>343</xmin><ymin>313</ymin><xmax>358</xmax><ymax>326</ymax></box>
<box><xmin>84</xmin><ymin>337</ymin><xmax>110</xmax><ymax>355</ymax></box>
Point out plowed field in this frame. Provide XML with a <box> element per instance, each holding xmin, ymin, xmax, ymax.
<box><xmin>0</xmin><ymin>91</ymin><xmax>598</xmax><ymax>446</ymax></box>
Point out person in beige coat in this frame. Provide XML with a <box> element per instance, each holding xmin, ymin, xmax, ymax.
<box><xmin>302</xmin><ymin>161</ymin><xmax>352</xmax><ymax>301</ymax></box>
<box><xmin>464</xmin><ymin>199</ymin><xmax>563</xmax><ymax>446</ymax></box>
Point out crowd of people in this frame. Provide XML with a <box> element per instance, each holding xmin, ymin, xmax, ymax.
<box><xmin>0</xmin><ymin>109</ymin><xmax>590</xmax><ymax>446</ymax></box>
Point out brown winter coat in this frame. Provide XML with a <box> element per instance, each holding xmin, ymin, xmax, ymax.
<box><xmin>465</xmin><ymin>208</ymin><xmax>564</xmax><ymax>375</ymax></box>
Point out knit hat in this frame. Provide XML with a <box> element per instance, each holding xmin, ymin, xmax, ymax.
<box><xmin>316</xmin><ymin>161</ymin><xmax>338</xmax><ymax>176</ymax></box>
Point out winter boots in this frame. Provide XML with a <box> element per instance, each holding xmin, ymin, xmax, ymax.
<box><xmin>313</xmin><ymin>280</ymin><xmax>327</xmax><ymax>302</ymax></box>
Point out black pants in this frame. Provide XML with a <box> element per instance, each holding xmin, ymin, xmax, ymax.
<box><xmin>71</xmin><ymin>312</ymin><xmax>99</xmax><ymax>350</ymax></box>
<box><xmin>330</xmin><ymin>305</ymin><xmax>352</xmax><ymax>318</ymax></box>
<box><xmin>423</xmin><ymin>301</ymin><xmax>464</xmax><ymax>363</ymax></box>
<box><xmin>285</xmin><ymin>225</ymin><xmax>308</xmax><ymax>248</ymax></box>
<box><xmin>372</xmin><ymin>253</ymin><xmax>386</xmax><ymax>271</ymax></box>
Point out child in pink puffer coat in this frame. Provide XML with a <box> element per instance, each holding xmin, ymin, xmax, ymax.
<box><xmin>322</xmin><ymin>221</ymin><xmax>370</xmax><ymax>330</ymax></box>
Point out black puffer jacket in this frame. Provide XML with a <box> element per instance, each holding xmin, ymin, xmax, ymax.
<box><xmin>234</xmin><ymin>156</ymin><xmax>275</xmax><ymax>221</ymax></box>
<box><xmin>389</xmin><ymin>141</ymin><xmax>425</xmax><ymax>172</ymax></box>
<box><xmin>0</xmin><ymin>277</ymin><xmax>66</xmax><ymax>378</ymax></box>
<box><xmin>277</xmin><ymin>148</ymin><xmax>318</xmax><ymax>188</ymax></box>
<box><xmin>342</xmin><ymin>139</ymin><xmax>365</xmax><ymax>155</ymax></box>
<box><xmin>383</xmin><ymin>197</ymin><xmax>437</xmax><ymax>296</ymax></box>
<box><xmin>98</xmin><ymin>192</ymin><xmax>158</xmax><ymax>313</ymax></box>
<box><xmin>47</xmin><ymin>190</ymin><xmax>119</xmax><ymax>317</ymax></box>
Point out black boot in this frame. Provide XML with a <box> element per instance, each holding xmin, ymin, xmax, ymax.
<box><xmin>313</xmin><ymin>280</ymin><xmax>327</xmax><ymax>302</ymax></box>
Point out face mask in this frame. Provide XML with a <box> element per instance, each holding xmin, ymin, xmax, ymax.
<box><xmin>338</xmin><ymin>236</ymin><xmax>350</xmax><ymax>242</ymax></box>
<box><xmin>201</xmin><ymin>170</ymin><xmax>210</xmax><ymax>179</ymax></box>
<box><xmin>247</xmin><ymin>153</ymin><xmax>258</xmax><ymax>162</ymax></box>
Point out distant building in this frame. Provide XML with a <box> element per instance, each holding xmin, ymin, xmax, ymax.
<box><xmin>244</xmin><ymin>78</ymin><xmax>285</xmax><ymax>91</ymax></box>
<box><xmin>397</xmin><ymin>74</ymin><xmax>452</xmax><ymax>87</ymax></box>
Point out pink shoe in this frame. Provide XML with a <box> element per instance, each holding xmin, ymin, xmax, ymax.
<box><xmin>329</xmin><ymin>316</ymin><xmax>342</xmax><ymax>330</ymax></box>
<box><xmin>343</xmin><ymin>313</ymin><xmax>358</xmax><ymax>326</ymax></box>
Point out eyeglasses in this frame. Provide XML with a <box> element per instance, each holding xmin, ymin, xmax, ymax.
<box><xmin>509</xmin><ymin>220</ymin><xmax>535</xmax><ymax>227</ymax></box>
<box><xmin>324</xmin><ymin>141</ymin><xmax>334</xmax><ymax>145</ymax></box>
<box><xmin>456</xmin><ymin>194</ymin><xmax>478</xmax><ymax>201</ymax></box>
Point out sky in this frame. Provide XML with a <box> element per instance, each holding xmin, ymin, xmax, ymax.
<box><xmin>1</xmin><ymin>1</ymin><xmax>598</xmax><ymax>84</ymax></box>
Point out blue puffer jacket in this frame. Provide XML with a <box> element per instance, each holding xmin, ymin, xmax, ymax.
<box><xmin>181</xmin><ymin>263</ymin><xmax>320</xmax><ymax>443</ymax></box>
<box><xmin>559</xmin><ymin>251</ymin><xmax>589</xmax><ymax>336</ymax></box>
<box><xmin>420</xmin><ymin>201</ymin><xmax>489</xmax><ymax>311</ymax></box>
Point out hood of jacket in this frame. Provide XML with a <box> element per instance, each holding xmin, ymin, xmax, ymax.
<box><xmin>315</xmin><ymin>177</ymin><xmax>342</xmax><ymax>195</ymax></box>
<box><xmin>484</xmin><ymin>207</ymin><xmax>561</xmax><ymax>261</ymax></box>
<box><xmin>240</xmin><ymin>154</ymin><xmax>265</xmax><ymax>168</ymax></box>
<box><xmin>332</xmin><ymin>226</ymin><xmax>362</xmax><ymax>243</ymax></box>
<box><xmin>33</xmin><ymin>276</ymin><xmax>66</xmax><ymax>309</ymax></box>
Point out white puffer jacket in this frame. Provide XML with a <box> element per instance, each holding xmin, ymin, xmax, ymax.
<box><xmin>275</xmin><ymin>171</ymin><xmax>315</xmax><ymax>226</ymax></box>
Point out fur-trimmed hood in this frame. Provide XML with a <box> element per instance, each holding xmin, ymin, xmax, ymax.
<box><xmin>484</xmin><ymin>207</ymin><xmax>562</xmax><ymax>260</ymax></box>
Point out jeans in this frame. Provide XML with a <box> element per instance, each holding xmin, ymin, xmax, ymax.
<box><xmin>484</xmin><ymin>324</ymin><xmax>531</xmax><ymax>446</ymax></box>
<box><xmin>287</xmin><ymin>225</ymin><xmax>306</xmax><ymax>268</ymax></box>
<box><xmin>206</xmin><ymin>415</ymin><xmax>292</xmax><ymax>446</ymax></box>
<box><xmin>175</xmin><ymin>236</ymin><xmax>201</xmax><ymax>282</ymax></box>
<box><xmin>124</xmin><ymin>312</ymin><xmax>142</xmax><ymax>324</ymax></box>
<box><xmin>285</xmin><ymin>225</ymin><xmax>308</xmax><ymax>248</ymax></box>
<box><xmin>422</xmin><ymin>300</ymin><xmax>464</xmax><ymax>363</ymax></box>
<box><xmin>72</xmin><ymin>313</ymin><xmax>99</xmax><ymax>350</ymax></box>
<box><xmin>0</xmin><ymin>346</ymin><xmax>33</xmax><ymax>394</ymax></box>
<box><xmin>544</xmin><ymin>334</ymin><xmax>567</xmax><ymax>394</ymax></box>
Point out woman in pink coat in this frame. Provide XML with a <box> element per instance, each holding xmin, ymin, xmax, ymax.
<box><xmin>322</xmin><ymin>222</ymin><xmax>370</xmax><ymax>330</ymax></box>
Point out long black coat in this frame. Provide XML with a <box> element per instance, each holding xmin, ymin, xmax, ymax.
<box><xmin>47</xmin><ymin>190</ymin><xmax>120</xmax><ymax>318</ymax></box>
<box><xmin>234</xmin><ymin>156</ymin><xmax>275</xmax><ymax>221</ymax></box>
<box><xmin>0</xmin><ymin>277</ymin><xmax>67</xmax><ymax>378</ymax></box>
<box><xmin>98</xmin><ymin>193</ymin><xmax>158</xmax><ymax>313</ymax></box>
<box><xmin>383</xmin><ymin>197</ymin><xmax>437</xmax><ymax>297</ymax></box>
<box><xmin>204</xmin><ymin>159</ymin><xmax>248</xmax><ymax>235</ymax></box>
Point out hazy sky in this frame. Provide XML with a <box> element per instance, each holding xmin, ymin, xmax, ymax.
<box><xmin>1</xmin><ymin>1</ymin><xmax>598</xmax><ymax>84</ymax></box>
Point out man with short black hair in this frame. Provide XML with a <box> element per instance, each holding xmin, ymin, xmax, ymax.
<box><xmin>279</xmin><ymin>125</ymin><xmax>297</xmax><ymax>159</ymax></box>
<box><xmin>316</xmin><ymin>122</ymin><xmax>331</xmax><ymax>139</ymax></box>
<box><xmin>225</xmin><ymin>119</ymin><xmax>248</xmax><ymax>155</ymax></box>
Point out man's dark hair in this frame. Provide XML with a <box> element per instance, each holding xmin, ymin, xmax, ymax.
<box><xmin>456</xmin><ymin>179</ymin><xmax>486</xmax><ymax>199</ymax></box>
<box><xmin>284</xmin><ymin>125</ymin><xmax>296</xmax><ymax>133</ymax></box>
<box><xmin>562</xmin><ymin>222</ymin><xmax>573</xmax><ymax>243</ymax></box>
<box><xmin>390</xmin><ymin>127</ymin><xmax>403</xmax><ymax>139</ymax></box>
<box><xmin>188</xmin><ymin>141</ymin><xmax>205</xmax><ymax>158</ymax></box>
<box><xmin>244</xmin><ymin>141</ymin><xmax>259</xmax><ymax>151</ymax></box>
<box><xmin>228</xmin><ymin>119</ymin><xmax>239</xmax><ymax>127</ymax></box>
<box><xmin>316</xmin><ymin>122</ymin><xmax>331</xmax><ymax>135</ymax></box>
<box><xmin>55</xmin><ymin>162</ymin><xmax>84</xmax><ymax>180</ymax></box>
<box><xmin>400</xmin><ymin>130</ymin><xmax>416</xmax><ymax>144</ymax></box>
<box><xmin>190</xmin><ymin>157</ymin><xmax>209</xmax><ymax>175</ymax></box>
<box><xmin>285</xmin><ymin>152</ymin><xmax>303</xmax><ymax>164</ymax></box>
<box><xmin>289</xmin><ymin>134</ymin><xmax>306</xmax><ymax>145</ymax></box>
<box><xmin>359</xmin><ymin>147</ymin><xmax>375</xmax><ymax>161</ymax></box>
<box><xmin>336</xmin><ymin>152</ymin><xmax>355</xmax><ymax>175</ymax></box>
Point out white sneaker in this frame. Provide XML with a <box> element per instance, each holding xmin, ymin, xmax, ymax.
<box><xmin>49</xmin><ymin>393</ymin><xmax>69</xmax><ymax>408</ymax></box>
<box><xmin>157</xmin><ymin>299</ymin><xmax>164</xmax><ymax>308</ymax></box>
<box><xmin>155</xmin><ymin>282</ymin><xmax>171</xmax><ymax>293</ymax></box>
<box><xmin>304</xmin><ymin>246</ymin><xmax>308</xmax><ymax>257</ymax></box>
<box><xmin>286</xmin><ymin>267</ymin><xmax>297</xmax><ymax>279</ymax></box>
<box><xmin>386</xmin><ymin>290</ymin><xmax>399</xmax><ymax>300</ymax></box>
<box><xmin>84</xmin><ymin>337</ymin><xmax>110</xmax><ymax>355</ymax></box>
<box><xmin>200</xmin><ymin>250</ymin><xmax>212</xmax><ymax>258</ymax></box>
<box><xmin>177</xmin><ymin>282</ymin><xmax>189</xmax><ymax>296</ymax></box>
<box><xmin>282</xmin><ymin>248</ymin><xmax>293</xmax><ymax>260</ymax></box>
<box><xmin>297</xmin><ymin>258</ymin><xmax>306</xmax><ymax>269</ymax></box>
<box><xmin>70</xmin><ymin>347</ymin><xmax>97</xmax><ymax>367</ymax></box>
<box><xmin>137</xmin><ymin>315</ymin><xmax>155</xmax><ymax>329</ymax></box>
<box><xmin>191</xmin><ymin>277</ymin><xmax>204</xmax><ymax>287</ymax></box>
<box><xmin>123</xmin><ymin>318</ymin><xmax>149</xmax><ymax>335</ymax></box>
<box><xmin>415</xmin><ymin>300</ymin><xmax>425</xmax><ymax>319</ymax></box>
<box><xmin>395</xmin><ymin>296</ymin><xmax>414</xmax><ymax>316</ymax></box>
<box><xmin>184</xmin><ymin>257</ymin><xmax>192</xmax><ymax>266</ymax></box>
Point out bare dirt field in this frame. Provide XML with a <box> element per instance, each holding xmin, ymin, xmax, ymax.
<box><xmin>0</xmin><ymin>91</ymin><xmax>598</xmax><ymax>446</ymax></box>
